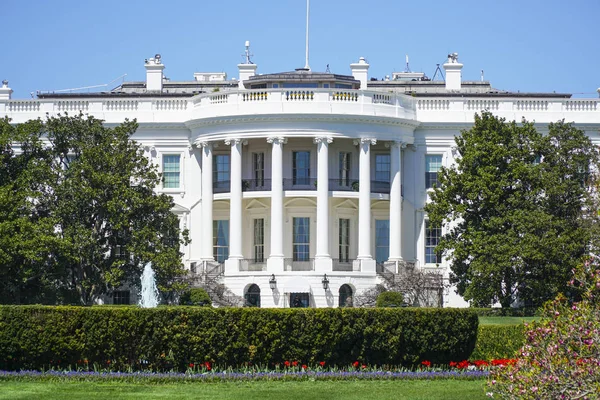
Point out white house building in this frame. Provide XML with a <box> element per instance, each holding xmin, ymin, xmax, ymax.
<box><xmin>1</xmin><ymin>46</ymin><xmax>599</xmax><ymax>308</ymax></box>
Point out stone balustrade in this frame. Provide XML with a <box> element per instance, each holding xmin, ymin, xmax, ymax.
<box><xmin>0</xmin><ymin>89</ymin><xmax>597</xmax><ymax>125</ymax></box>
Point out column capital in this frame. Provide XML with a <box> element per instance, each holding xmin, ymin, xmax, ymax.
<box><xmin>224</xmin><ymin>138</ymin><xmax>248</xmax><ymax>146</ymax></box>
<box><xmin>196</xmin><ymin>140</ymin><xmax>212</xmax><ymax>149</ymax></box>
<box><xmin>385</xmin><ymin>141</ymin><xmax>408</xmax><ymax>149</ymax></box>
<box><xmin>354</xmin><ymin>138</ymin><xmax>377</xmax><ymax>146</ymax></box>
<box><xmin>313</xmin><ymin>136</ymin><xmax>333</xmax><ymax>144</ymax></box>
<box><xmin>267</xmin><ymin>136</ymin><xmax>287</xmax><ymax>145</ymax></box>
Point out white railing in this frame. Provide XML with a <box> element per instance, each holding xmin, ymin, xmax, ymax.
<box><xmin>2</xmin><ymin>90</ymin><xmax>597</xmax><ymax>126</ymax></box>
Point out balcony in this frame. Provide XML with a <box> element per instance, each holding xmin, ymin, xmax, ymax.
<box><xmin>284</xmin><ymin>258</ymin><xmax>315</xmax><ymax>271</ymax></box>
<box><xmin>213</xmin><ymin>180</ymin><xmax>230</xmax><ymax>193</ymax></box>
<box><xmin>329</xmin><ymin>179</ymin><xmax>359</xmax><ymax>192</ymax></box>
<box><xmin>243</xmin><ymin>179</ymin><xmax>272</xmax><ymax>192</ymax></box>
<box><xmin>283</xmin><ymin>177</ymin><xmax>317</xmax><ymax>191</ymax></box>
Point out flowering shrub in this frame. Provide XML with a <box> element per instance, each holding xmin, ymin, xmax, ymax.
<box><xmin>488</xmin><ymin>263</ymin><xmax>600</xmax><ymax>399</ymax></box>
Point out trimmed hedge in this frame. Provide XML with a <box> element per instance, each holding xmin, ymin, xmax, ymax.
<box><xmin>0</xmin><ymin>306</ymin><xmax>478</xmax><ymax>371</ymax></box>
<box><xmin>470</xmin><ymin>324</ymin><xmax>526</xmax><ymax>360</ymax></box>
<box><xmin>375</xmin><ymin>292</ymin><xmax>405</xmax><ymax>307</ymax></box>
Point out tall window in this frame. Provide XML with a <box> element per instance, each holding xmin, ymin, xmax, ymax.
<box><xmin>213</xmin><ymin>220</ymin><xmax>229</xmax><ymax>263</ymax></box>
<box><xmin>293</xmin><ymin>151</ymin><xmax>310</xmax><ymax>185</ymax></box>
<box><xmin>214</xmin><ymin>154</ymin><xmax>230</xmax><ymax>190</ymax></box>
<box><xmin>425</xmin><ymin>220</ymin><xmax>442</xmax><ymax>264</ymax></box>
<box><xmin>293</xmin><ymin>217</ymin><xmax>310</xmax><ymax>261</ymax></box>
<box><xmin>339</xmin><ymin>152</ymin><xmax>351</xmax><ymax>186</ymax></box>
<box><xmin>426</xmin><ymin>155</ymin><xmax>442</xmax><ymax>189</ymax></box>
<box><xmin>253</xmin><ymin>218</ymin><xmax>264</xmax><ymax>262</ymax></box>
<box><xmin>339</xmin><ymin>219</ymin><xmax>350</xmax><ymax>262</ymax></box>
<box><xmin>375</xmin><ymin>154</ymin><xmax>391</xmax><ymax>182</ymax></box>
<box><xmin>339</xmin><ymin>284</ymin><xmax>353</xmax><ymax>307</ymax></box>
<box><xmin>375</xmin><ymin>219</ymin><xmax>390</xmax><ymax>264</ymax></box>
<box><xmin>253</xmin><ymin>153</ymin><xmax>264</xmax><ymax>186</ymax></box>
<box><xmin>163</xmin><ymin>154</ymin><xmax>181</xmax><ymax>188</ymax></box>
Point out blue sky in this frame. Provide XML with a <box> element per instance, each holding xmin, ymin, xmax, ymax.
<box><xmin>3</xmin><ymin>0</ymin><xmax>599</xmax><ymax>99</ymax></box>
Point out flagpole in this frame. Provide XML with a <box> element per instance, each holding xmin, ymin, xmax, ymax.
<box><xmin>305</xmin><ymin>0</ymin><xmax>310</xmax><ymax>70</ymax></box>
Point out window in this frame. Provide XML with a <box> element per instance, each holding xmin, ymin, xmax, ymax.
<box><xmin>323</xmin><ymin>83</ymin><xmax>330</xmax><ymax>89</ymax></box>
<box><xmin>293</xmin><ymin>151</ymin><xmax>310</xmax><ymax>185</ymax></box>
<box><xmin>335</xmin><ymin>83</ymin><xmax>353</xmax><ymax>89</ymax></box>
<box><xmin>253</xmin><ymin>153</ymin><xmax>264</xmax><ymax>186</ymax></box>
<box><xmin>339</xmin><ymin>152</ymin><xmax>351</xmax><ymax>186</ymax></box>
<box><xmin>245</xmin><ymin>284</ymin><xmax>261</xmax><ymax>307</ymax></box>
<box><xmin>339</xmin><ymin>219</ymin><xmax>350</xmax><ymax>262</ymax></box>
<box><xmin>113</xmin><ymin>290</ymin><xmax>130</xmax><ymax>305</ymax></box>
<box><xmin>375</xmin><ymin>154</ymin><xmax>391</xmax><ymax>182</ymax></box>
<box><xmin>213</xmin><ymin>154</ymin><xmax>230</xmax><ymax>191</ymax></box>
<box><xmin>375</xmin><ymin>220</ymin><xmax>390</xmax><ymax>264</ymax></box>
<box><xmin>283</xmin><ymin>82</ymin><xmax>319</xmax><ymax>88</ymax></box>
<box><xmin>290</xmin><ymin>293</ymin><xmax>310</xmax><ymax>308</ymax></box>
<box><xmin>272</xmin><ymin>83</ymin><xmax>279</xmax><ymax>89</ymax></box>
<box><xmin>293</xmin><ymin>217</ymin><xmax>310</xmax><ymax>261</ymax></box>
<box><xmin>213</xmin><ymin>220</ymin><xmax>229</xmax><ymax>263</ymax></box>
<box><xmin>339</xmin><ymin>284</ymin><xmax>353</xmax><ymax>307</ymax></box>
<box><xmin>425</xmin><ymin>220</ymin><xmax>442</xmax><ymax>264</ymax></box>
<box><xmin>163</xmin><ymin>154</ymin><xmax>181</xmax><ymax>188</ymax></box>
<box><xmin>426</xmin><ymin>155</ymin><xmax>443</xmax><ymax>189</ymax></box>
<box><xmin>253</xmin><ymin>218</ymin><xmax>264</xmax><ymax>262</ymax></box>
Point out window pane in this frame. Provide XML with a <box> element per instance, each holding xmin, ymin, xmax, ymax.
<box><xmin>214</xmin><ymin>155</ymin><xmax>230</xmax><ymax>183</ymax></box>
<box><xmin>425</xmin><ymin>220</ymin><xmax>442</xmax><ymax>264</ymax></box>
<box><xmin>253</xmin><ymin>153</ymin><xmax>264</xmax><ymax>185</ymax></box>
<box><xmin>375</xmin><ymin>220</ymin><xmax>389</xmax><ymax>264</ymax></box>
<box><xmin>254</xmin><ymin>218</ymin><xmax>264</xmax><ymax>262</ymax></box>
<box><xmin>375</xmin><ymin>154</ymin><xmax>390</xmax><ymax>182</ymax></box>
<box><xmin>163</xmin><ymin>155</ymin><xmax>180</xmax><ymax>188</ymax></box>
<box><xmin>339</xmin><ymin>218</ymin><xmax>350</xmax><ymax>262</ymax></box>
<box><xmin>293</xmin><ymin>217</ymin><xmax>310</xmax><ymax>261</ymax></box>
<box><xmin>213</xmin><ymin>220</ymin><xmax>229</xmax><ymax>263</ymax></box>
<box><xmin>339</xmin><ymin>152</ymin><xmax>351</xmax><ymax>186</ymax></box>
<box><xmin>293</xmin><ymin>151</ymin><xmax>310</xmax><ymax>185</ymax></box>
<box><xmin>425</xmin><ymin>155</ymin><xmax>442</xmax><ymax>189</ymax></box>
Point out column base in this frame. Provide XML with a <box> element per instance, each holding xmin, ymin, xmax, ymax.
<box><xmin>314</xmin><ymin>257</ymin><xmax>332</xmax><ymax>272</ymax></box>
<box><xmin>267</xmin><ymin>256</ymin><xmax>284</xmax><ymax>273</ymax></box>
<box><xmin>224</xmin><ymin>258</ymin><xmax>241</xmax><ymax>275</ymax></box>
<box><xmin>358</xmin><ymin>258</ymin><xmax>376</xmax><ymax>273</ymax></box>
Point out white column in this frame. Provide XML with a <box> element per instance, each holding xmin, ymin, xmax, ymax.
<box><xmin>226</xmin><ymin>138</ymin><xmax>243</xmax><ymax>259</ymax></box>
<box><xmin>200</xmin><ymin>141</ymin><xmax>214</xmax><ymax>261</ymax></box>
<box><xmin>267</xmin><ymin>137</ymin><xmax>286</xmax><ymax>272</ymax></box>
<box><xmin>314</xmin><ymin>137</ymin><xmax>332</xmax><ymax>272</ymax></box>
<box><xmin>357</xmin><ymin>138</ymin><xmax>376</xmax><ymax>261</ymax></box>
<box><xmin>388</xmin><ymin>141</ymin><xmax>404</xmax><ymax>262</ymax></box>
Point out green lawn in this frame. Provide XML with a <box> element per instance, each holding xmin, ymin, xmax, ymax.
<box><xmin>478</xmin><ymin>316</ymin><xmax>540</xmax><ymax>326</ymax></box>
<box><xmin>0</xmin><ymin>380</ymin><xmax>487</xmax><ymax>400</ymax></box>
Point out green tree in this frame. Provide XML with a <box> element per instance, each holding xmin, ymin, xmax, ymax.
<box><xmin>425</xmin><ymin>112</ymin><xmax>598</xmax><ymax>308</ymax></box>
<box><xmin>0</xmin><ymin>114</ymin><xmax>189</xmax><ymax>305</ymax></box>
<box><xmin>376</xmin><ymin>291</ymin><xmax>405</xmax><ymax>307</ymax></box>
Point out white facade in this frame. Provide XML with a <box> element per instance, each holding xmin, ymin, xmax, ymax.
<box><xmin>1</xmin><ymin>52</ymin><xmax>599</xmax><ymax>308</ymax></box>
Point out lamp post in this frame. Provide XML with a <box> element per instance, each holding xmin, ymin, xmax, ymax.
<box><xmin>269</xmin><ymin>274</ymin><xmax>277</xmax><ymax>290</ymax></box>
<box><xmin>322</xmin><ymin>274</ymin><xmax>329</xmax><ymax>290</ymax></box>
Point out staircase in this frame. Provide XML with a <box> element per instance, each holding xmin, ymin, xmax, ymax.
<box><xmin>189</xmin><ymin>261</ymin><xmax>244</xmax><ymax>307</ymax></box>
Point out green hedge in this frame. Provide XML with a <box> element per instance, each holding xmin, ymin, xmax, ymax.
<box><xmin>0</xmin><ymin>306</ymin><xmax>478</xmax><ymax>371</ymax></box>
<box><xmin>470</xmin><ymin>324</ymin><xmax>526</xmax><ymax>360</ymax></box>
<box><xmin>375</xmin><ymin>292</ymin><xmax>405</xmax><ymax>307</ymax></box>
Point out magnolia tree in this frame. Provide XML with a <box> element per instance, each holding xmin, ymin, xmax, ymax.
<box><xmin>488</xmin><ymin>260</ymin><xmax>600</xmax><ymax>398</ymax></box>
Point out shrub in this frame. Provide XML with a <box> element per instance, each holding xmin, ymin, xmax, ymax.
<box><xmin>0</xmin><ymin>307</ymin><xmax>478</xmax><ymax>371</ymax></box>
<box><xmin>179</xmin><ymin>288</ymin><xmax>211</xmax><ymax>306</ymax></box>
<box><xmin>470</xmin><ymin>325</ymin><xmax>525</xmax><ymax>361</ymax></box>
<box><xmin>469</xmin><ymin>307</ymin><xmax>540</xmax><ymax>317</ymax></box>
<box><xmin>376</xmin><ymin>291</ymin><xmax>405</xmax><ymax>307</ymax></box>
<box><xmin>488</xmin><ymin>262</ymin><xmax>600</xmax><ymax>398</ymax></box>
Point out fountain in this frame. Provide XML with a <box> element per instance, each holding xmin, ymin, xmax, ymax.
<box><xmin>139</xmin><ymin>262</ymin><xmax>159</xmax><ymax>308</ymax></box>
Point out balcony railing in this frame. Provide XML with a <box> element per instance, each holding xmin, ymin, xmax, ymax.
<box><xmin>283</xmin><ymin>177</ymin><xmax>317</xmax><ymax>191</ymax></box>
<box><xmin>329</xmin><ymin>179</ymin><xmax>359</xmax><ymax>192</ymax></box>
<box><xmin>332</xmin><ymin>258</ymin><xmax>358</xmax><ymax>271</ymax></box>
<box><xmin>242</xmin><ymin>179</ymin><xmax>272</xmax><ymax>192</ymax></box>
<box><xmin>213</xmin><ymin>180</ymin><xmax>230</xmax><ymax>193</ymax></box>
<box><xmin>371</xmin><ymin>180</ymin><xmax>390</xmax><ymax>194</ymax></box>
<box><xmin>239</xmin><ymin>259</ymin><xmax>267</xmax><ymax>271</ymax></box>
<box><xmin>284</xmin><ymin>258</ymin><xmax>315</xmax><ymax>271</ymax></box>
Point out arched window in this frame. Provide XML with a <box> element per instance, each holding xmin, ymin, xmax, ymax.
<box><xmin>339</xmin><ymin>284</ymin><xmax>353</xmax><ymax>307</ymax></box>
<box><xmin>245</xmin><ymin>284</ymin><xmax>261</xmax><ymax>307</ymax></box>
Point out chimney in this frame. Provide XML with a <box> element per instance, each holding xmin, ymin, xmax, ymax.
<box><xmin>350</xmin><ymin>57</ymin><xmax>369</xmax><ymax>90</ymax></box>
<box><xmin>145</xmin><ymin>54</ymin><xmax>165</xmax><ymax>92</ymax></box>
<box><xmin>0</xmin><ymin>80</ymin><xmax>13</xmax><ymax>100</ymax></box>
<box><xmin>443</xmin><ymin>53</ymin><xmax>463</xmax><ymax>91</ymax></box>
<box><xmin>238</xmin><ymin>41</ymin><xmax>257</xmax><ymax>89</ymax></box>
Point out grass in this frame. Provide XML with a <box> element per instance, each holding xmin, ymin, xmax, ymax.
<box><xmin>478</xmin><ymin>316</ymin><xmax>540</xmax><ymax>326</ymax></box>
<box><xmin>0</xmin><ymin>379</ymin><xmax>487</xmax><ymax>400</ymax></box>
